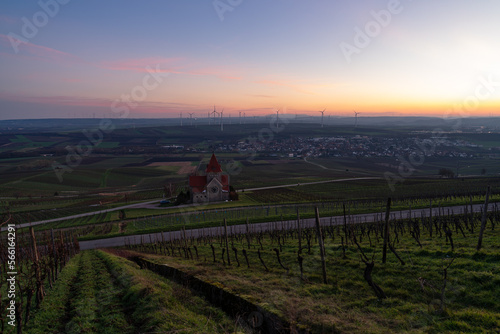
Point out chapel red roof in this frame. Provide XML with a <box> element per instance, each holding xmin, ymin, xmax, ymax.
<box><xmin>189</xmin><ymin>175</ymin><xmax>207</xmax><ymax>187</ymax></box>
<box><xmin>206</xmin><ymin>153</ymin><xmax>222</xmax><ymax>173</ymax></box>
<box><xmin>189</xmin><ymin>176</ymin><xmax>206</xmax><ymax>193</ymax></box>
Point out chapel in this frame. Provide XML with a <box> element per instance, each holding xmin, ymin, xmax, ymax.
<box><xmin>188</xmin><ymin>153</ymin><xmax>230</xmax><ymax>203</ymax></box>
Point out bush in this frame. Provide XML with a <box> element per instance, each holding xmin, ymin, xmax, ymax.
<box><xmin>438</xmin><ymin>168</ymin><xmax>455</xmax><ymax>178</ymax></box>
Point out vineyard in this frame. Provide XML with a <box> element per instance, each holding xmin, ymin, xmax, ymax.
<box><xmin>69</xmin><ymin>192</ymin><xmax>500</xmax><ymax>241</ymax></box>
<box><xmin>3</xmin><ymin>197</ymin><xmax>499</xmax><ymax>332</ymax></box>
<box><xmin>0</xmin><ymin>226</ymin><xmax>79</xmax><ymax>333</ymax></box>
<box><xmin>2</xmin><ymin>187</ymin><xmax>165</xmax><ymax>226</ymax></box>
<box><xmin>246</xmin><ymin>177</ymin><xmax>500</xmax><ymax>203</ymax></box>
<box><xmin>122</xmin><ymin>203</ymin><xmax>500</xmax><ymax>333</ymax></box>
<box><xmin>22</xmin><ymin>250</ymin><xmax>248</xmax><ymax>333</ymax></box>
<box><xmin>3</xmin><ymin>176</ymin><xmax>499</xmax><ymax>237</ymax></box>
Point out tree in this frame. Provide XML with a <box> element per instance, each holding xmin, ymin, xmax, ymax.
<box><xmin>438</xmin><ymin>168</ymin><xmax>455</xmax><ymax>178</ymax></box>
<box><xmin>229</xmin><ymin>186</ymin><xmax>239</xmax><ymax>201</ymax></box>
<box><xmin>164</xmin><ymin>183</ymin><xmax>176</xmax><ymax>197</ymax></box>
<box><xmin>175</xmin><ymin>191</ymin><xmax>190</xmax><ymax>205</ymax></box>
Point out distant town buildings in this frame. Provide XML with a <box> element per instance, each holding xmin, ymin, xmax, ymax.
<box><xmin>209</xmin><ymin>135</ymin><xmax>479</xmax><ymax>159</ymax></box>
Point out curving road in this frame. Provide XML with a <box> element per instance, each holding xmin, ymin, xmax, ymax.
<box><xmin>0</xmin><ymin>199</ymin><xmax>162</xmax><ymax>231</ymax></box>
<box><xmin>2</xmin><ymin>177</ymin><xmax>380</xmax><ymax>231</ymax></box>
<box><xmin>79</xmin><ymin>202</ymin><xmax>496</xmax><ymax>250</ymax></box>
<box><xmin>239</xmin><ymin>176</ymin><xmax>380</xmax><ymax>192</ymax></box>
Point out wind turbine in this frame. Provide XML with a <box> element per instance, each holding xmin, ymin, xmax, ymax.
<box><xmin>275</xmin><ymin>108</ymin><xmax>280</xmax><ymax>129</ymax></box>
<box><xmin>239</xmin><ymin>111</ymin><xmax>242</xmax><ymax>124</ymax></box>
<box><xmin>220</xmin><ymin>109</ymin><xmax>224</xmax><ymax>132</ymax></box>
<box><xmin>318</xmin><ymin>108</ymin><xmax>326</xmax><ymax>127</ymax></box>
<box><xmin>179</xmin><ymin>112</ymin><xmax>183</xmax><ymax>126</ymax></box>
<box><xmin>211</xmin><ymin>105</ymin><xmax>219</xmax><ymax>125</ymax></box>
<box><xmin>353</xmin><ymin>110</ymin><xmax>360</xmax><ymax>127</ymax></box>
<box><xmin>188</xmin><ymin>112</ymin><xmax>194</xmax><ymax>126</ymax></box>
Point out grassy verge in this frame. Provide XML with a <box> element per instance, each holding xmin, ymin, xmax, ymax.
<box><xmin>97</xmin><ymin>249</ymin><xmax>251</xmax><ymax>333</ymax></box>
<box><xmin>23</xmin><ymin>255</ymin><xmax>80</xmax><ymax>333</ymax></box>
<box><xmin>26</xmin><ymin>251</ymin><xmax>133</xmax><ymax>334</ymax></box>
<box><xmin>24</xmin><ymin>249</ymin><xmax>251</xmax><ymax>333</ymax></box>
<box><xmin>127</xmin><ymin>216</ymin><xmax>500</xmax><ymax>333</ymax></box>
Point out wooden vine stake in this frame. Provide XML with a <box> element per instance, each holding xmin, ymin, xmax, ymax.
<box><xmin>30</xmin><ymin>227</ymin><xmax>45</xmax><ymax>307</ymax></box>
<box><xmin>314</xmin><ymin>207</ymin><xmax>328</xmax><ymax>284</ymax></box>
<box><xmin>382</xmin><ymin>197</ymin><xmax>391</xmax><ymax>264</ymax></box>
<box><xmin>297</xmin><ymin>209</ymin><xmax>302</xmax><ymax>254</ymax></box>
<box><xmin>245</xmin><ymin>217</ymin><xmax>251</xmax><ymax>249</ymax></box>
<box><xmin>476</xmin><ymin>186</ymin><xmax>491</xmax><ymax>251</ymax></box>
<box><xmin>224</xmin><ymin>218</ymin><xmax>231</xmax><ymax>265</ymax></box>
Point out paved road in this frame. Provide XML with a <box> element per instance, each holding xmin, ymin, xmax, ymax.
<box><xmin>79</xmin><ymin>202</ymin><xmax>495</xmax><ymax>250</ymax></box>
<box><xmin>2</xmin><ymin>177</ymin><xmax>380</xmax><ymax>231</ymax></box>
<box><xmin>0</xmin><ymin>199</ymin><xmax>162</xmax><ymax>231</ymax></box>
<box><xmin>138</xmin><ymin>177</ymin><xmax>381</xmax><ymax>208</ymax></box>
<box><xmin>239</xmin><ymin>176</ymin><xmax>380</xmax><ymax>192</ymax></box>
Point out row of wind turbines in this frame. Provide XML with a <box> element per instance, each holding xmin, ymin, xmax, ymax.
<box><xmin>179</xmin><ymin>106</ymin><xmax>249</xmax><ymax>131</ymax></box>
<box><xmin>178</xmin><ymin>107</ymin><xmax>361</xmax><ymax>129</ymax></box>
<box><xmin>316</xmin><ymin>109</ymin><xmax>360</xmax><ymax>127</ymax></box>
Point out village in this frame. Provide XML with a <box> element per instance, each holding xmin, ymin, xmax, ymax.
<box><xmin>212</xmin><ymin>134</ymin><xmax>480</xmax><ymax>159</ymax></box>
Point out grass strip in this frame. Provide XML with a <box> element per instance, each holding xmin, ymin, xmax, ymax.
<box><xmin>97</xmin><ymin>249</ymin><xmax>251</xmax><ymax>333</ymax></box>
<box><xmin>24</xmin><ymin>254</ymin><xmax>81</xmax><ymax>333</ymax></box>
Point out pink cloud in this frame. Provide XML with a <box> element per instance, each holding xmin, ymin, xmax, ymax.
<box><xmin>0</xmin><ymin>92</ymin><xmax>198</xmax><ymax>114</ymax></box>
<box><xmin>0</xmin><ymin>93</ymin><xmax>112</xmax><ymax>108</ymax></box>
<box><xmin>100</xmin><ymin>57</ymin><xmax>182</xmax><ymax>73</ymax></box>
<box><xmin>189</xmin><ymin>67</ymin><xmax>242</xmax><ymax>81</ymax></box>
<box><xmin>256</xmin><ymin>79</ymin><xmax>314</xmax><ymax>94</ymax></box>
<box><xmin>0</xmin><ymin>33</ymin><xmax>83</xmax><ymax>64</ymax></box>
<box><xmin>0</xmin><ymin>15</ymin><xmax>16</xmax><ymax>24</ymax></box>
<box><xmin>0</xmin><ymin>34</ymin><xmax>242</xmax><ymax>81</ymax></box>
<box><xmin>60</xmin><ymin>77</ymin><xmax>84</xmax><ymax>83</ymax></box>
<box><xmin>100</xmin><ymin>57</ymin><xmax>243</xmax><ymax>81</ymax></box>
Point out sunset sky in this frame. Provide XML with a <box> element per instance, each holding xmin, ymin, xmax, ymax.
<box><xmin>1</xmin><ymin>0</ymin><xmax>499</xmax><ymax>119</ymax></box>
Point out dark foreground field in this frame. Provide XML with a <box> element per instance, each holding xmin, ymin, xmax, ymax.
<box><xmin>120</xmin><ymin>212</ymin><xmax>500</xmax><ymax>333</ymax></box>
<box><xmin>20</xmin><ymin>250</ymin><xmax>251</xmax><ymax>334</ymax></box>
<box><xmin>4</xmin><ymin>211</ymin><xmax>498</xmax><ymax>333</ymax></box>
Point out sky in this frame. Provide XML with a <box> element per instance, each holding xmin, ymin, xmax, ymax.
<box><xmin>1</xmin><ymin>0</ymin><xmax>500</xmax><ymax>119</ymax></box>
